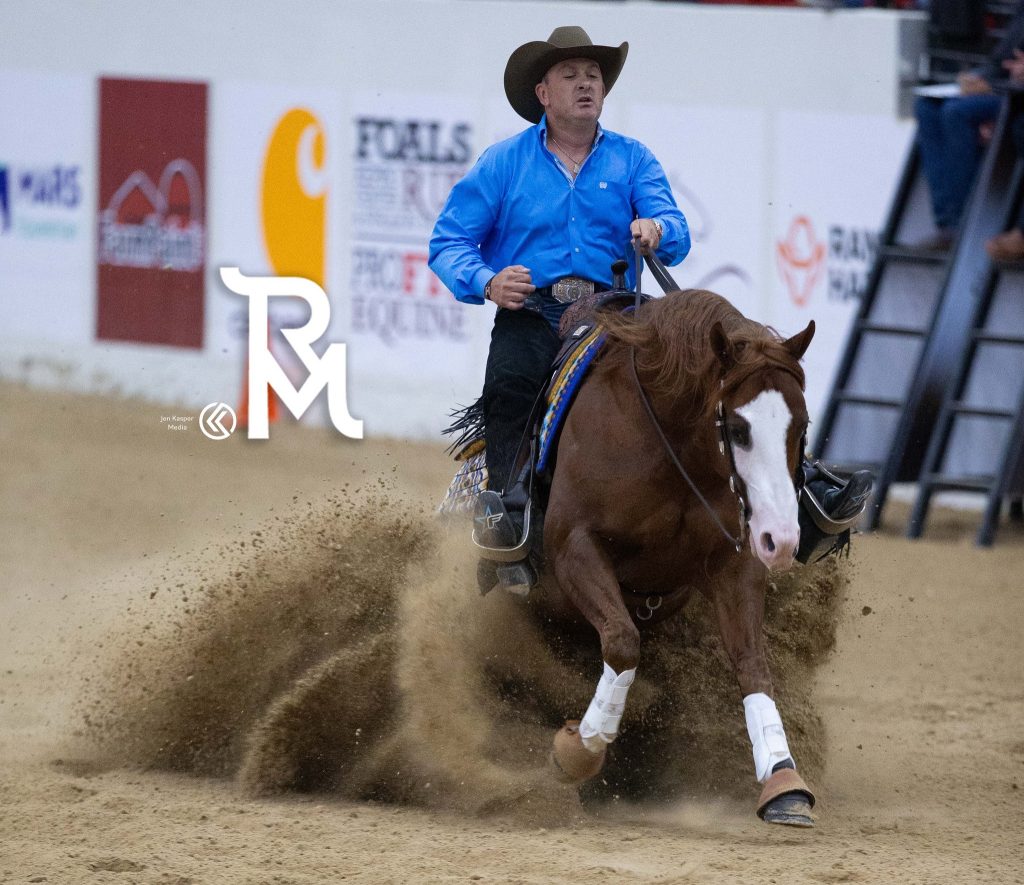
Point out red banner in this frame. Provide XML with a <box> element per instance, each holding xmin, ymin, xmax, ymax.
<box><xmin>96</xmin><ymin>77</ymin><xmax>207</xmax><ymax>348</ymax></box>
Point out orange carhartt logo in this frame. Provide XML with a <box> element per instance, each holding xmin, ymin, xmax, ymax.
<box><xmin>261</xmin><ymin>108</ymin><xmax>326</xmax><ymax>285</ymax></box>
<box><xmin>776</xmin><ymin>216</ymin><xmax>825</xmax><ymax>308</ymax></box>
<box><xmin>241</xmin><ymin>108</ymin><xmax>328</xmax><ymax>430</ymax></box>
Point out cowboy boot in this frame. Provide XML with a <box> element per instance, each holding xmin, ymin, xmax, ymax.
<box><xmin>820</xmin><ymin>470</ymin><xmax>873</xmax><ymax>522</ymax></box>
<box><xmin>796</xmin><ymin>465</ymin><xmax>874</xmax><ymax>564</ymax></box>
<box><xmin>473</xmin><ymin>484</ymin><xmax>538</xmax><ymax>596</ymax></box>
<box><xmin>474</xmin><ymin>489</ymin><xmax>520</xmax><ymax>550</ymax></box>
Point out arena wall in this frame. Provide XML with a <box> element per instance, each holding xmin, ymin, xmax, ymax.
<box><xmin>0</xmin><ymin>0</ymin><xmax>924</xmax><ymax>440</ymax></box>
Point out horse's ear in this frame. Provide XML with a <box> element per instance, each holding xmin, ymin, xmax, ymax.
<box><xmin>782</xmin><ymin>320</ymin><xmax>815</xmax><ymax>361</ymax></box>
<box><xmin>710</xmin><ymin>321</ymin><xmax>735</xmax><ymax>371</ymax></box>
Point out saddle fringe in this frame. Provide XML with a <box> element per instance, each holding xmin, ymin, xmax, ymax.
<box><xmin>443</xmin><ymin>396</ymin><xmax>486</xmax><ymax>458</ymax></box>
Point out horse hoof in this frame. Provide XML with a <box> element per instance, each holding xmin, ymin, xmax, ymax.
<box><xmin>549</xmin><ymin>720</ymin><xmax>605</xmax><ymax>785</ymax></box>
<box><xmin>756</xmin><ymin>768</ymin><xmax>816</xmax><ymax>827</ymax></box>
<box><xmin>760</xmin><ymin>793</ymin><xmax>815</xmax><ymax>827</ymax></box>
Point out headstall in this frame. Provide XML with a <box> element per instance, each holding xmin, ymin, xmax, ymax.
<box><xmin>630</xmin><ymin>349</ymin><xmax>748</xmax><ymax>554</ymax></box>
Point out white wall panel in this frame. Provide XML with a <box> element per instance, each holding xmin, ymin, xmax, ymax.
<box><xmin>0</xmin><ymin>1</ymin><xmax>924</xmax><ymax>439</ymax></box>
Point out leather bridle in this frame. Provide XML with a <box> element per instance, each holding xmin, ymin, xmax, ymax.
<box><xmin>630</xmin><ymin>348</ymin><xmax>748</xmax><ymax>554</ymax></box>
<box><xmin>628</xmin><ymin>243</ymin><xmax>805</xmax><ymax>556</ymax></box>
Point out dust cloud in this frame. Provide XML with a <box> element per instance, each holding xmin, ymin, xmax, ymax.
<box><xmin>79</xmin><ymin>488</ymin><xmax>846</xmax><ymax>818</ymax></box>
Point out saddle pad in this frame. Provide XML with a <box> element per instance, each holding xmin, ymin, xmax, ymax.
<box><xmin>536</xmin><ymin>326</ymin><xmax>605</xmax><ymax>472</ymax></box>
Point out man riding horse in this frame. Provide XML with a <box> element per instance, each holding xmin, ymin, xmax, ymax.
<box><xmin>429</xmin><ymin>26</ymin><xmax>871</xmax><ymax>592</ymax></box>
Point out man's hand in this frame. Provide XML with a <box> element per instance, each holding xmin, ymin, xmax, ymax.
<box><xmin>630</xmin><ymin>218</ymin><xmax>662</xmax><ymax>255</ymax></box>
<box><xmin>1003</xmin><ymin>49</ymin><xmax>1024</xmax><ymax>84</ymax></box>
<box><xmin>957</xmin><ymin>72</ymin><xmax>993</xmax><ymax>95</ymax></box>
<box><xmin>487</xmin><ymin>265</ymin><xmax>535</xmax><ymax>309</ymax></box>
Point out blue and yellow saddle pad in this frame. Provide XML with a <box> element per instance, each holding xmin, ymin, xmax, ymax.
<box><xmin>536</xmin><ymin>325</ymin><xmax>605</xmax><ymax>471</ymax></box>
<box><xmin>438</xmin><ymin>324</ymin><xmax>605</xmax><ymax>516</ymax></box>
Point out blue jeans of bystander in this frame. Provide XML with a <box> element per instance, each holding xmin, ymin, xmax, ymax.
<box><xmin>914</xmin><ymin>93</ymin><xmax>1002</xmax><ymax>230</ymax></box>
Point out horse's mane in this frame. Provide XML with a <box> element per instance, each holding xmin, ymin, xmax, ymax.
<box><xmin>598</xmin><ymin>289</ymin><xmax>806</xmax><ymax>421</ymax></box>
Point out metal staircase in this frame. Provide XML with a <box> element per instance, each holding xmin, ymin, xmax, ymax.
<box><xmin>907</xmin><ymin>143</ymin><xmax>1024</xmax><ymax>544</ymax></box>
<box><xmin>815</xmin><ymin>95</ymin><xmax>1024</xmax><ymax>540</ymax></box>
<box><xmin>811</xmin><ymin>140</ymin><xmax>955</xmax><ymax>528</ymax></box>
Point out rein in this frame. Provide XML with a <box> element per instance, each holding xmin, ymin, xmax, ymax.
<box><xmin>630</xmin><ymin>349</ymin><xmax>748</xmax><ymax>554</ymax></box>
<box><xmin>627</xmin><ymin>239</ymin><xmax>748</xmax><ymax>554</ymax></box>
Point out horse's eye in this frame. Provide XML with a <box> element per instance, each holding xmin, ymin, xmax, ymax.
<box><xmin>730</xmin><ymin>424</ymin><xmax>751</xmax><ymax>448</ymax></box>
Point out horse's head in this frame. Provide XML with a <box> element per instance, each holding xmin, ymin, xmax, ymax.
<box><xmin>599</xmin><ymin>290</ymin><xmax>814</xmax><ymax>570</ymax></box>
<box><xmin>711</xmin><ymin>319</ymin><xmax>814</xmax><ymax>572</ymax></box>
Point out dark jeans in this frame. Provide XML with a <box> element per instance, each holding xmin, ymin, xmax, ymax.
<box><xmin>482</xmin><ymin>308</ymin><xmax>561</xmax><ymax>495</ymax></box>
<box><xmin>915</xmin><ymin>93</ymin><xmax>1001</xmax><ymax>230</ymax></box>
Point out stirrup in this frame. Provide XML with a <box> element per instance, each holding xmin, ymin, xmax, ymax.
<box><xmin>796</xmin><ymin>463</ymin><xmax>873</xmax><ymax>564</ymax></box>
<box><xmin>472</xmin><ymin>490</ymin><xmax>534</xmax><ymax>563</ymax></box>
<box><xmin>800</xmin><ymin>463</ymin><xmax>872</xmax><ymax>535</ymax></box>
<box><xmin>495</xmin><ymin>561</ymin><xmax>535</xmax><ymax>596</ymax></box>
<box><xmin>476</xmin><ymin>558</ymin><xmax>535</xmax><ymax>597</ymax></box>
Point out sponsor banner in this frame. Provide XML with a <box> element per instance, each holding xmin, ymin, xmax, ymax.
<box><xmin>96</xmin><ymin>77</ymin><xmax>208</xmax><ymax>348</ymax></box>
<box><xmin>352</xmin><ymin>108</ymin><xmax>472</xmax><ymax>239</ymax></box>
<box><xmin>348</xmin><ymin>92</ymin><xmax>492</xmax><ymax>434</ymax></box>
<box><xmin>0</xmin><ymin>71</ymin><xmax>92</xmax><ymax>343</ymax></box>
<box><xmin>628</xmin><ymin>105</ymin><xmax>768</xmax><ymax>318</ymax></box>
<box><xmin>351</xmin><ymin>243</ymin><xmax>469</xmax><ymax>349</ymax></box>
<box><xmin>209</xmin><ymin>84</ymin><xmax>341</xmax><ymax>396</ymax></box>
<box><xmin>772</xmin><ymin>111</ymin><xmax>913</xmax><ymax>421</ymax></box>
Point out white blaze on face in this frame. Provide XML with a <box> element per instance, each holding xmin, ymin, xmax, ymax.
<box><xmin>732</xmin><ymin>390</ymin><xmax>799</xmax><ymax>571</ymax></box>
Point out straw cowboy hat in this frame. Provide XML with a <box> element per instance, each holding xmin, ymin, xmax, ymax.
<box><xmin>503</xmin><ymin>26</ymin><xmax>629</xmax><ymax>124</ymax></box>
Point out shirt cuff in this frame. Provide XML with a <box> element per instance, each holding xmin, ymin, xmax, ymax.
<box><xmin>472</xmin><ymin>267</ymin><xmax>495</xmax><ymax>303</ymax></box>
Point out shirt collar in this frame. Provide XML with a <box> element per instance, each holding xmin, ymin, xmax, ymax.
<box><xmin>538</xmin><ymin>114</ymin><xmax>604</xmax><ymax>147</ymax></box>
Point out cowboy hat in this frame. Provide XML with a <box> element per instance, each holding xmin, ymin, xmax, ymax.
<box><xmin>504</xmin><ymin>26</ymin><xmax>629</xmax><ymax>124</ymax></box>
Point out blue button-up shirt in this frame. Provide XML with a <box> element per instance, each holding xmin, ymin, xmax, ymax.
<box><xmin>429</xmin><ymin>116</ymin><xmax>690</xmax><ymax>305</ymax></box>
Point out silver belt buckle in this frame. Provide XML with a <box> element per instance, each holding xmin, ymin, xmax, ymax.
<box><xmin>551</xmin><ymin>276</ymin><xmax>595</xmax><ymax>304</ymax></box>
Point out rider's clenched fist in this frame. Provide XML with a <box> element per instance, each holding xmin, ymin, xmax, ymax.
<box><xmin>485</xmin><ymin>265</ymin><xmax>535</xmax><ymax>309</ymax></box>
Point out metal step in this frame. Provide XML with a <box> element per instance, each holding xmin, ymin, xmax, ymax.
<box><xmin>880</xmin><ymin>244</ymin><xmax>950</xmax><ymax>264</ymax></box>
<box><xmin>973</xmin><ymin>330</ymin><xmax>1024</xmax><ymax>346</ymax></box>
<box><xmin>857</xmin><ymin>321</ymin><xmax>928</xmax><ymax>337</ymax></box>
<box><xmin>922</xmin><ymin>473</ymin><xmax>996</xmax><ymax>492</ymax></box>
<box><xmin>948</xmin><ymin>401</ymin><xmax>1016</xmax><ymax>419</ymax></box>
<box><xmin>833</xmin><ymin>392</ymin><xmax>904</xmax><ymax>409</ymax></box>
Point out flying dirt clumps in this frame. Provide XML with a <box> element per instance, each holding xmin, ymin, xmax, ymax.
<box><xmin>80</xmin><ymin>492</ymin><xmax>432</xmax><ymax>782</ymax></box>
<box><xmin>80</xmin><ymin>491</ymin><xmax>848</xmax><ymax>813</ymax></box>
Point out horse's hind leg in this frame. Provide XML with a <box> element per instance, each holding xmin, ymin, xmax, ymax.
<box><xmin>710</xmin><ymin>567</ymin><xmax>816</xmax><ymax>827</ymax></box>
<box><xmin>548</xmin><ymin>526</ymin><xmax>640</xmax><ymax>784</ymax></box>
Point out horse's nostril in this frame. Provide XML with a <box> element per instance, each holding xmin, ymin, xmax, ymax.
<box><xmin>762</xmin><ymin>532</ymin><xmax>775</xmax><ymax>553</ymax></box>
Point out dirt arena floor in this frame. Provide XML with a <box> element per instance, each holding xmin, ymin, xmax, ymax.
<box><xmin>2</xmin><ymin>380</ymin><xmax>1022</xmax><ymax>885</ymax></box>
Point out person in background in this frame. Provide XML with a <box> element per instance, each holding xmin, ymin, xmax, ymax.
<box><xmin>914</xmin><ymin>0</ymin><xmax>1024</xmax><ymax>251</ymax></box>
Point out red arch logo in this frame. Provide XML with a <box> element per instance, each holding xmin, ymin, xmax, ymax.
<box><xmin>776</xmin><ymin>215</ymin><xmax>825</xmax><ymax>308</ymax></box>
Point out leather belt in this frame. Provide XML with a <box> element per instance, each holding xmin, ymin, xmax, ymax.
<box><xmin>536</xmin><ymin>276</ymin><xmax>596</xmax><ymax>304</ymax></box>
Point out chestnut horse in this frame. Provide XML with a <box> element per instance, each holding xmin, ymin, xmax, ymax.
<box><xmin>538</xmin><ymin>288</ymin><xmax>817</xmax><ymax>826</ymax></box>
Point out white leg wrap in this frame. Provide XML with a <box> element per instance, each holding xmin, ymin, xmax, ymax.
<box><xmin>579</xmin><ymin>662</ymin><xmax>636</xmax><ymax>753</ymax></box>
<box><xmin>743</xmin><ymin>692</ymin><xmax>794</xmax><ymax>783</ymax></box>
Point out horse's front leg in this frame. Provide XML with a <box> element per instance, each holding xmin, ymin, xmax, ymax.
<box><xmin>548</xmin><ymin>525</ymin><xmax>638</xmax><ymax>784</ymax></box>
<box><xmin>711</xmin><ymin>563</ymin><xmax>817</xmax><ymax>827</ymax></box>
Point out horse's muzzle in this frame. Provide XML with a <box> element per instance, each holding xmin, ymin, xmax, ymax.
<box><xmin>752</xmin><ymin>526</ymin><xmax>799</xmax><ymax>572</ymax></box>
